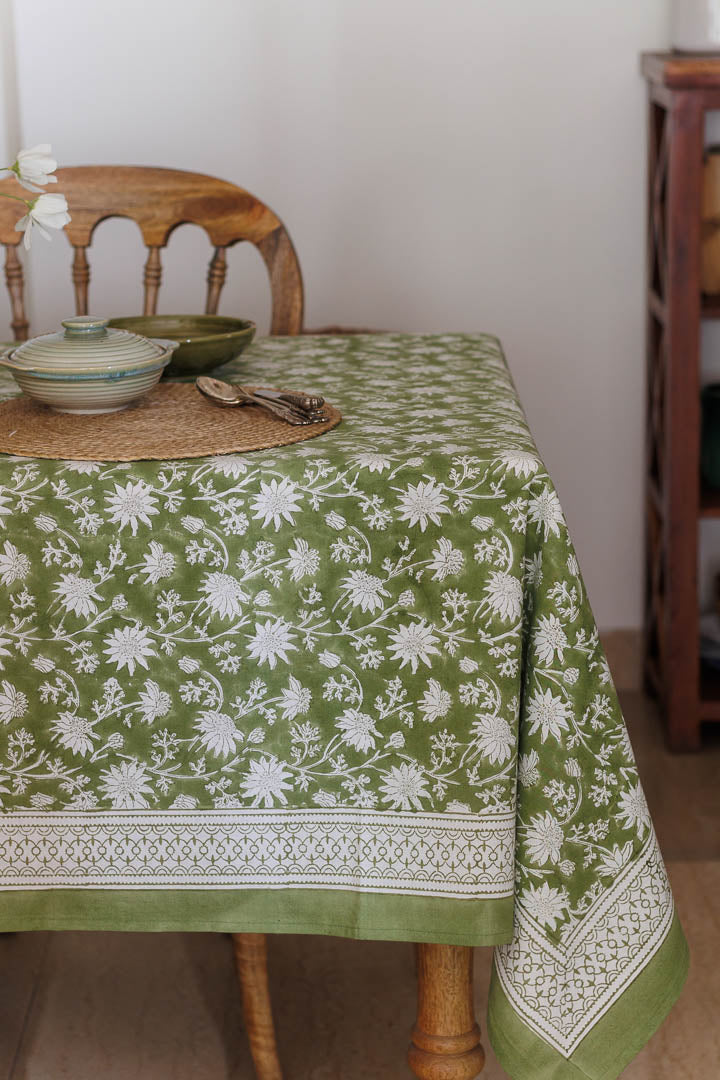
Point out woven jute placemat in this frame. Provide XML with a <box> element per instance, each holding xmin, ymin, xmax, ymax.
<box><xmin>0</xmin><ymin>383</ymin><xmax>342</xmax><ymax>461</ymax></box>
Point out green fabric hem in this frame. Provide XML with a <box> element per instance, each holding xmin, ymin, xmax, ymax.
<box><xmin>0</xmin><ymin>888</ymin><xmax>513</xmax><ymax>945</ymax></box>
<box><xmin>486</xmin><ymin>911</ymin><xmax>689</xmax><ymax>1080</ymax></box>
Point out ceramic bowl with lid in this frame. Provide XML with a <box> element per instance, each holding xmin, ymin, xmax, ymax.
<box><xmin>0</xmin><ymin>316</ymin><xmax>179</xmax><ymax>413</ymax></box>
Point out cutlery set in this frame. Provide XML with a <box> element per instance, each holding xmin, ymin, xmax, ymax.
<box><xmin>197</xmin><ymin>376</ymin><xmax>327</xmax><ymax>426</ymax></box>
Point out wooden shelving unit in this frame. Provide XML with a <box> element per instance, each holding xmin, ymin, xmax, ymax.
<box><xmin>641</xmin><ymin>52</ymin><xmax>720</xmax><ymax>750</ymax></box>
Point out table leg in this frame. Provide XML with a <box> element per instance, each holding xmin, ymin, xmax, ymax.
<box><xmin>232</xmin><ymin>932</ymin><xmax>283</xmax><ymax>1080</ymax></box>
<box><xmin>408</xmin><ymin>944</ymin><xmax>485</xmax><ymax>1080</ymax></box>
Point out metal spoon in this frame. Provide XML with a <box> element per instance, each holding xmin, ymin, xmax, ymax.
<box><xmin>196</xmin><ymin>377</ymin><xmax>325</xmax><ymax>426</ymax></box>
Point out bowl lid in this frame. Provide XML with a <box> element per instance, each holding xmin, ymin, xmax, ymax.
<box><xmin>10</xmin><ymin>316</ymin><xmax>169</xmax><ymax>372</ymax></box>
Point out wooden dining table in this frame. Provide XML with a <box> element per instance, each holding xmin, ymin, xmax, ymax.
<box><xmin>0</xmin><ymin>332</ymin><xmax>687</xmax><ymax>1080</ymax></box>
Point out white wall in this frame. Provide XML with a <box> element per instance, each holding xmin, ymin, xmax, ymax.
<box><xmin>1</xmin><ymin>0</ymin><xmax>671</xmax><ymax>629</ymax></box>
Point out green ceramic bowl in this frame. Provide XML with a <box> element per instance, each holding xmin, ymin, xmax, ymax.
<box><xmin>107</xmin><ymin>315</ymin><xmax>256</xmax><ymax>378</ymax></box>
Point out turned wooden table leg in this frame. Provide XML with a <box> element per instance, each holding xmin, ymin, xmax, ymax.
<box><xmin>408</xmin><ymin>944</ymin><xmax>485</xmax><ymax>1080</ymax></box>
<box><xmin>232</xmin><ymin>933</ymin><xmax>283</xmax><ymax>1080</ymax></box>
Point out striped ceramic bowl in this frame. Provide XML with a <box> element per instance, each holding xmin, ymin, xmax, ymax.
<box><xmin>0</xmin><ymin>316</ymin><xmax>178</xmax><ymax>414</ymax></box>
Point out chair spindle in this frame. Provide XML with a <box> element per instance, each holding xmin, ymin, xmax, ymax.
<box><xmin>72</xmin><ymin>246</ymin><xmax>91</xmax><ymax>316</ymax></box>
<box><xmin>205</xmin><ymin>246</ymin><xmax>228</xmax><ymax>315</ymax></box>
<box><xmin>143</xmin><ymin>246</ymin><xmax>163</xmax><ymax>316</ymax></box>
<box><xmin>4</xmin><ymin>245</ymin><xmax>29</xmax><ymax>342</ymax></box>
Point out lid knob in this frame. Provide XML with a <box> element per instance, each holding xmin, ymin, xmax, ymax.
<box><xmin>62</xmin><ymin>316</ymin><xmax>109</xmax><ymax>338</ymax></box>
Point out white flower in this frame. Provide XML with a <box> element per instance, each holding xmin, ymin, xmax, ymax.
<box><xmin>533</xmin><ymin>614</ymin><xmax>568</xmax><ymax>665</ymax></box>
<box><xmin>171</xmin><ymin>794</ymin><xmax>198</xmax><ymax>809</ymax></box>
<box><xmin>524</xmin><ymin>552</ymin><xmax>543</xmax><ymax>586</ymax></box>
<box><xmin>564</xmin><ymin>667</ymin><xmax>580</xmax><ymax>685</ymax></box>
<box><xmin>279</xmin><ymin>676</ymin><xmax>311</xmax><ymax>721</ymax></box>
<box><xmin>100</xmin><ymin>760</ymin><xmax>154</xmax><ymax>809</ymax></box>
<box><xmin>340</xmin><ymin>570</ymin><xmax>390</xmax><ymax>613</ymax></box>
<box><xmin>521</xmin><ymin>882</ymin><xmax>569</xmax><ymax>931</ymax></box>
<box><xmin>446</xmin><ymin>800</ymin><xmax>471</xmax><ymax>813</ymax></box>
<box><xmin>617</xmin><ymin>782</ymin><xmax>650</xmax><ymax>838</ymax></box>
<box><xmin>0</xmin><ymin>638</ymin><xmax>12</xmax><ymax>670</ymax></box>
<box><xmin>251</xmin><ymin>477</ymin><xmax>303</xmax><ymax>530</ymax></box>
<box><xmin>200</xmin><ymin>571</ymin><xmax>249</xmax><ymax>620</ymax></box>
<box><xmin>195</xmin><ymin>710</ymin><xmax>242</xmax><ymax>757</ymax></box>
<box><xmin>458</xmin><ymin>657</ymin><xmax>478</xmax><ymax>674</ymax></box>
<box><xmin>565</xmin><ymin>758</ymin><xmax>582</xmax><ymax>778</ymax></box>
<box><xmin>526</xmin><ymin>687</ymin><xmax>571</xmax><ymax>743</ymax></box>
<box><xmin>178</xmin><ymin>656</ymin><xmax>200</xmax><ymax>673</ymax></box>
<box><xmin>398</xmin><ymin>589</ymin><xmax>415</xmax><ymax>607</ymax></box>
<box><xmin>353</xmin><ymin>452</ymin><xmax>391</xmax><ymax>473</ymax></box>
<box><xmin>0</xmin><ymin>680</ymin><xmax>27</xmax><ymax>723</ymax></box>
<box><xmin>61</xmin><ymin>460</ymin><xmax>100</xmax><ymax>474</ymax></box>
<box><xmin>141</xmin><ymin>541</ymin><xmax>175</xmax><ymax>584</ymax></box>
<box><xmin>518</xmin><ymin>749</ymin><xmax>540</xmax><ymax>786</ymax></box>
<box><xmin>379</xmin><ymin>762</ymin><xmax>431</xmax><ymax>811</ymax></box>
<box><xmin>106</xmin><ymin>480</ymin><xmax>158</xmax><ymax>536</ymax></box>
<box><xmin>483</xmin><ymin>571</ymin><xmax>523</xmax><ymax>622</ymax></box>
<box><xmin>0</xmin><ymin>541</ymin><xmax>29</xmax><ymax>586</ymax></box>
<box><xmin>254</xmin><ymin>590</ymin><xmax>273</xmax><ymax>608</ymax></box>
<box><xmin>319</xmin><ymin>650</ymin><xmax>340</xmax><ymax>668</ymax></box>
<box><xmin>525</xmin><ymin>811</ymin><xmax>564</xmax><ymax>865</ymax></box>
<box><xmin>528</xmin><ymin>485</ymin><xmax>564</xmax><ymax>540</ymax></box>
<box><xmin>325</xmin><ymin>511</ymin><xmax>347</xmax><ymax>530</ymax></box>
<box><xmin>286</xmin><ymin>538</ymin><xmax>320</xmax><ymax>581</ymax></box>
<box><xmin>0</xmin><ymin>494</ymin><xmax>11</xmax><ymax>528</ymax></box>
<box><xmin>336</xmin><ymin>708</ymin><xmax>380</xmax><ymax>753</ymax></box>
<box><xmin>112</xmin><ymin>595</ymin><xmax>128</xmax><ymax>611</ymax></box>
<box><xmin>471</xmin><ymin>714</ymin><xmax>514</xmax><ymax>764</ymax></box>
<box><xmin>428</xmin><ymin>538</ymin><xmax>464</xmax><ymax>581</ymax></box>
<box><xmin>246</xmin><ymin>618</ymin><xmax>297</xmax><ymax>669</ymax></box>
<box><xmin>137</xmin><ymin>680</ymin><xmax>171</xmax><ymax>723</ymax></box>
<box><xmin>241</xmin><ymin>754</ymin><xmax>293</xmax><ymax>807</ymax></box>
<box><xmin>103</xmin><ymin>624</ymin><xmax>156</xmax><ymax>675</ymax></box>
<box><xmin>181</xmin><ymin>515</ymin><xmax>205</xmax><ymax>534</ymax></box>
<box><xmin>419</xmin><ymin>679</ymin><xmax>451</xmax><ymax>722</ymax></box>
<box><xmin>596</xmin><ymin>841</ymin><xmax>635</xmax><ymax>878</ymax></box>
<box><xmin>211</xmin><ymin>455</ymin><xmax>247</xmax><ymax>478</ymax></box>
<box><xmin>313</xmin><ymin>790</ymin><xmax>338</xmax><ymax>808</ymax></box>
<box><xmin>15</xmin><ymin>193</ymin><xmax>71</xmax><ymax>251</ymax></box>
<box><xmin>472</xmin><ymin>516</ymin><xmax>493</xmax><ymax>532</ymax></box>
<box><xmin>12</xmin><ymin>143</ymin><xmax>58</xmax><ymax>192</ymax></box>
<box><xmin>388</xmin><ymin>620</ymin><xmax>441</xmax><ymax>673</ymax></box>
<box><xmin>51</xmin><ymin>712</ymin><xmax>98</xmax><ymax>757</ymax></box>
<box><xmin>396</xmin><ymin>479</ymin><xmax>450</xmax><ymax>531</ymax></box>
<box><xmin>31</xmin><ymin>656</ymin><xmax>54</xmax><ymax>673</ymax></box>
<box><xmin>34</xmin><ymin>514</ymin><xmax>57</xmax><ymax>533</ymax></box>
<box><xmin>386</xmin><ymin>731</ymin><xmax>405</xmax><ymax>748</ymax></box>
<box><xmin>497</xmin><ymin>451</ymin><xmax>540</xmax><ymax>477</ymax></box>
<box><xmin>567</xmin><ymin>554</ymin><xmax>579</xmax><ymax>577</ymax></box>
<box><xmin>53</xmin><ymin>572</ymin><xmax>101</xmax><ymax>618</ymax></box>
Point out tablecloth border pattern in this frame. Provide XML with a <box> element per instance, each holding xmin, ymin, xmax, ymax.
<box><xmin>0</xmin><ymin>808</ymin><xmax>515</xmax><ymax>897</ymax></box>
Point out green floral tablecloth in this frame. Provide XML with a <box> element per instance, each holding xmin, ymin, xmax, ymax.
<box><xmin>0</xmin><ymin>334</ymin><xmax>686</xmax><ymax>1079</ymax></box>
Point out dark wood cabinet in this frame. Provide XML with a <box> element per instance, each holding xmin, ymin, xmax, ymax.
<box><xmin>641</xmin><ymin>52</ymin><xmax>720</xmax><ymax>750</ymax></box>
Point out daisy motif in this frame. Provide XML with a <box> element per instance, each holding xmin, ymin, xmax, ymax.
<box><xmin>241</xmin><ymin>754</ymin><xmax>293</xmax><ymax>807</ymax></box>
<box><xmin>251</xmin><ymin>477</ymin><xmax>303</xmax><ymax>531</ymax></box>
<box><xmin>353</xmin><ymin>452</ymin><xmax>391</xmax><ymax>473</ymax></box>
<box><xmin>483</xmin><ymin>571</ymin><xmax>523</xmax><ymax>622</ymax></box>
<box><xmin>99</xmin><ymin>760</ymin><xmax>154</xmax><ymax>809</ymax></box>
<box><xmin>103</xmin><ymin>624</ymin><xmax>156</xmax><ymax>675</ymax></box>
<box><xmin>194</xmin><ymin>710</ymin><xmax>242</xmax><ymax>757</ymax></box>
<box><xmin>141</xmin><ymin>541</ymin><xmax>175</xmax><ymax>584</ymax></box>
<box><xmin>596</xmin><ymin>841</ymin><xmax>635</xmax><ymax>879</ymax></box>
<box><xmin>521</xmin><ymin>882</ymin><xmax>569</xmax><ymax>931</ymax></box>
<box><xmin>137</xmin><ymin>680</ymin><xmax>171</xmax><ymax>723</ymax></box>
<box><xmin>106</xmin><ymin>480</ymin><xmax>159</xmax><ymax>536</ymax></box>
<box><xmin>518</xmin><ymin>749</ymin><xmax>540</xmax><ymax>786</ymax></box>
<box><xmin>524</xmin><ymin>811</ymin><xmax>564</xmax><ymax>865</ymax></box>
<box><xmin>419</xmin><ymin>679</ymin><xmax>451</xmax><ymax>722</ymax></box>
<box><xmin>526</xmin><ymin>687</ymin><xmax>571</xmax><ymax>743</ymax></box>
<box><xmin>61</xmin><ymin>460</ymin><xmax>100</xmax><ymax>474</ymax></box>
<box><xmin>246</xmin><ymin>618</ymin><xmax>297</xmax><ymax>669</ymax></box>
<box><xmin>211</xmin><ymin>455</ymin><xmax>247</xmax><ymax>478</ymax></box>
<box><xmin>388</xmin><ymin>620</ymin><xmax>441</xmax><ymax>673</ymax></box>
<box><xmin>171</xmin><ymin>794</ymin><xmax>198</xmax><ymax>809</ymax></box>
<box><xmin>200</xmin><ymin>572</ymin><xmax>250</xmax><ymax>620</ymax></box>
<box><xmin>0</xmin><ymin>541</ymin><xmax>30</xmax><ymax>586</ymax></box>
<box><xmin>617</xmin><ymin>782</ymin><xmax>650</xmax><ymax>838</ymax></box>
<box><xmin>497</xmin><ymin>450</ymin><xmax>540</xmax><ymax>477</ymax></box>
<box><xmin>0</xmin><ymin>680</ymin><xmax>27</xmax><ymax>723</ymax></box>
<box><xmin>528</xmin><ymin>485</ymin><xmax>564</xmax><ymax>540</ymax></box>
<box><xmin>285</xmin><ymin>539</ymin><xmax>320</xmax><ymax>582</ymax></box>
<box><xmin>428</xmin><ymin>538</ymin><xmax>464</xmax><ymax>581</ymax></box>
<box><xmin>336</xmin><ymin>708</ymin><xmax>380</xmax><ymax>753</ymax></box>
<box><xmin>379</xmin><ymin>762</ymin><xmax>431</xmax><ymax>811</ymax></box>
<box><xmin>53</xmin><ymin>573</ymin><xmax>102</xmax><ymax>618</ymax></box>
<box><xmin>340</xmin><ymin>570</ymin><xmax>390</xmax><ymax>613</ymax></box>
<box><xmin>51</xmin><ymin>712</ymin><xmax>98</xmax><ymax>756</ymax></box>
<box><xmin>470</xmin><ymin>714</ymin><xmax>514</xmax><ymax>764</ymax></box>
<box><xmin>533</xmin><ymin>614</ymin><xmax>568</xmax><ymax>665</ymax></box>
<box><xmin>396</xmin><ymin>479</ymin><xmax>450</xmax><ymax>532</ymax></box>
<box><xmin>279</xmin><ymin>676</ymin><xmax>311</xmax><ymax>721</ymax></box>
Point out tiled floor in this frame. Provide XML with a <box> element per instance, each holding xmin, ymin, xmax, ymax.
<box><xmin>2</xmin><ymin>693</ymin><xmax>718</xmax><ymax>1079</ymax></box>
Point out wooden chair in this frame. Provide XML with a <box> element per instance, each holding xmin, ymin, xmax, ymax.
<box><xmin>0</xmin><ymin>165</ymin><xmax>304</xmax><ymax>340</ymax></box>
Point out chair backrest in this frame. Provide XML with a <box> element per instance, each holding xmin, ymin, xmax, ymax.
<box><xmin>0</xmin><ymin>165</ymin><xmax>304</xmax><ymax>340</ymax></box>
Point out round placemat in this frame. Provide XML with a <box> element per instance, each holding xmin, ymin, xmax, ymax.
<box><xmin>0</xmin><ymin>383</ymin><xmax>342</xmax><ymax>461</ymax></box>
